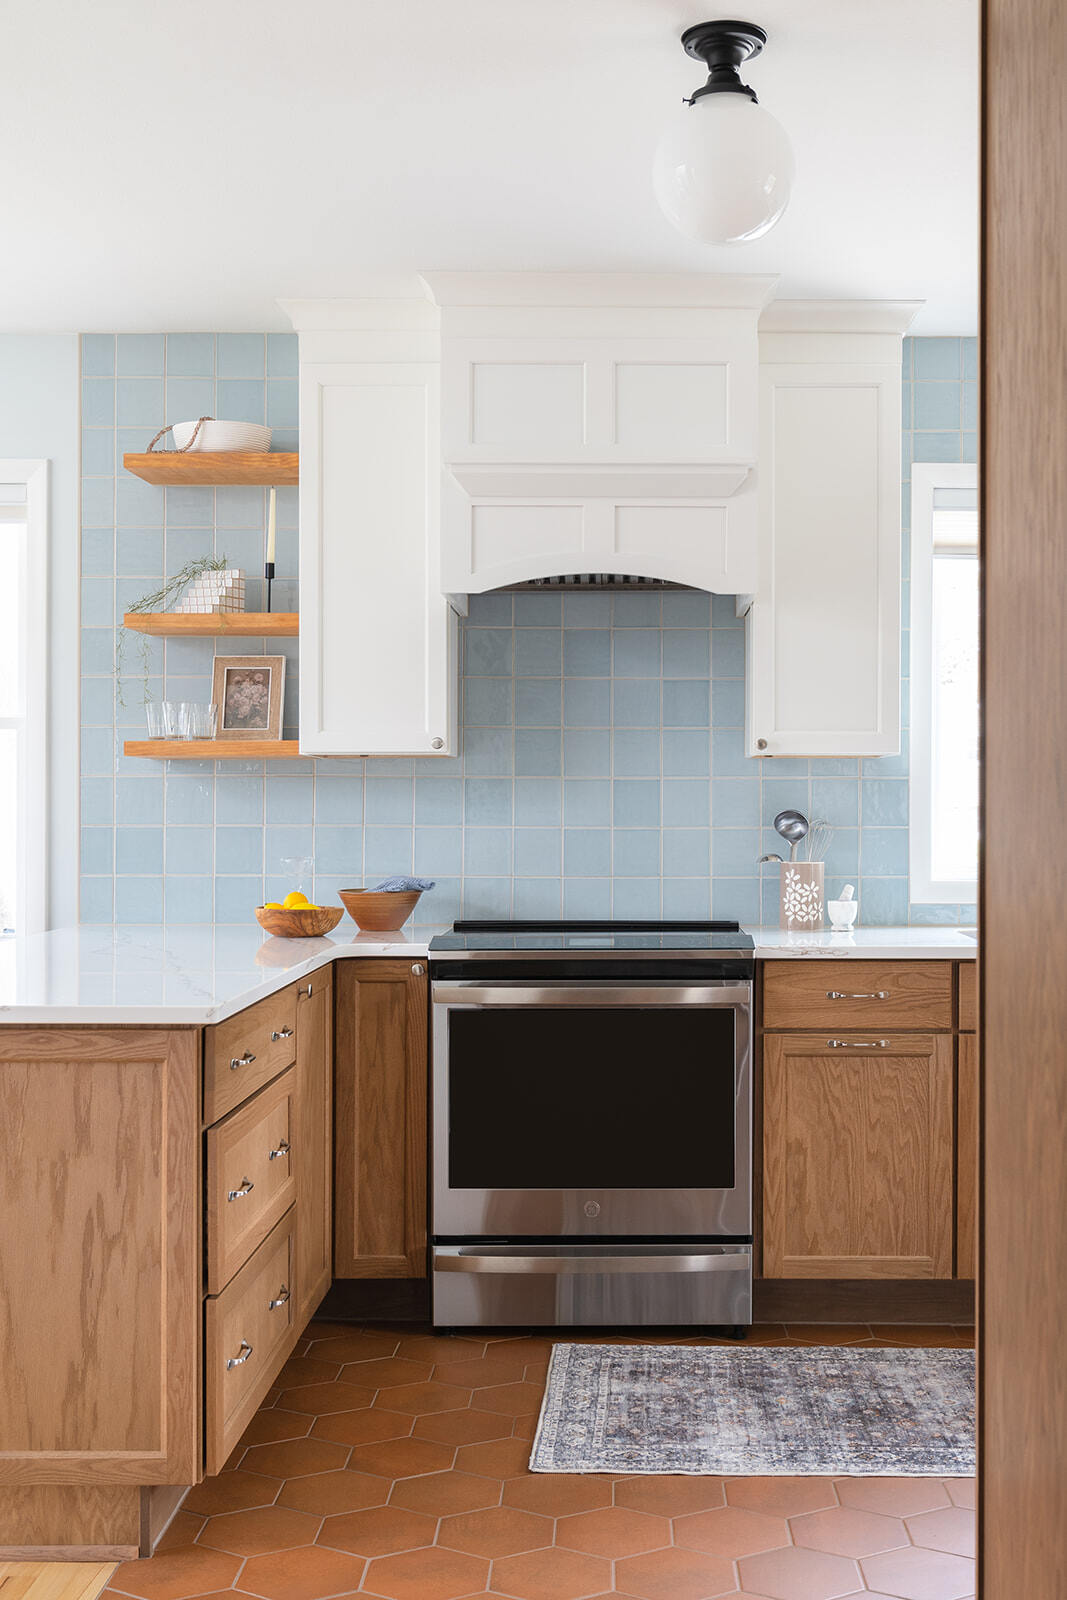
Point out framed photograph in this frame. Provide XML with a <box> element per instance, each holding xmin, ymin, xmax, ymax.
<box><xmin>211</xmin><ymin>655</ymin><xmax>286</xmax><ymax>741</ymax></box>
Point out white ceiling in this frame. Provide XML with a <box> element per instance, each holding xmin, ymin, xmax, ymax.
<box><xmin>2</xmin><ymin>0</ymin><xmax>977</xmax><ymax>334</ymax></box>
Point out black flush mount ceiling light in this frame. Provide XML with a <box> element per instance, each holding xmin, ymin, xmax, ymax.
<box><xmin>653</xmin><ymin>19</ymin><xmax>795</xmax><ymax>244</ymax></box>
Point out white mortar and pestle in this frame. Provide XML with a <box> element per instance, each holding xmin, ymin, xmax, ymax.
<box><xmin>828</xmin><ymin>883</ymin><xmax>859</xmax><ymax>931</ymax></box>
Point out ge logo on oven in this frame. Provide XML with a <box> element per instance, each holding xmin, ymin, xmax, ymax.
<box><xmin>584</xmin><ymin>1201</ymin><xmax>601</xmax><ymax>1218</ymax></box>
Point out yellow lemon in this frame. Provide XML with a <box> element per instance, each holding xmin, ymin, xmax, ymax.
<box><xmin>262</xmin><ymin>901</ymin><xmax>282</xmax><ymax>909</ymax></box>
<box><xmin>283</xmin><ymin>890</ymin><xmax>310</xmax><ymax>909</ymax></box>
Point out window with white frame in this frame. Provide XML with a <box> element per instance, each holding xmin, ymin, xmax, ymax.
<box><xmin>0</xmin><ymin>462</ymin><xmax>48</xmax><ymax>935</ymax></box>
<box><xmin>909</xmin><ymin>463</ymin><xmax>979</xmax><ymax>905</ymax></box>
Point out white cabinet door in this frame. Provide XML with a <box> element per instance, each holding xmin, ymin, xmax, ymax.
<box><xmin>746</xmin><ymin>360</ymin><xmax>902</xmax><ymax>758</ymax></box>
<box><xmin>298</xmin><ymin>361</ymin><xmax>456</xmax><ymax>756</ymax></box>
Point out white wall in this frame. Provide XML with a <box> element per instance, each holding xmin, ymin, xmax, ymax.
<box><xmin>0</xmin><ymin>335</ymin><xmax>79</xmax><ymax>928</ymax></box>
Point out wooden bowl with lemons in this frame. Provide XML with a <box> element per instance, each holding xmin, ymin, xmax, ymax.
<box><xmin>255</xmin><ymin>891</ymin><xmax>343</xmax><ymax>938</ymax></box>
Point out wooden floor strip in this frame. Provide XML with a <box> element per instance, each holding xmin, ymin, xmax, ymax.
<box><xmin>0</xmin><ymin>1564</ymin><xmax>116</xmax><ymax>1600</ymax></box>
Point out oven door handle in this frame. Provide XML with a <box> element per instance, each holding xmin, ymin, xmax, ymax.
<box><xmin>431</xmin><ymin>982</ymin><xmax>751</xmax><ymax>1007</ymax></box>
<box><xmin>434</xmin><ymin>1248</ymin><xmax>751</xmax><ymax>1275</ymax></box>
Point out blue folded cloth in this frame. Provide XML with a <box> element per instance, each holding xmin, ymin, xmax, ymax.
<box><xmin>371</xmin><ymin>876</ymin><xmax>435</xmax><ymax>893</ymax></box>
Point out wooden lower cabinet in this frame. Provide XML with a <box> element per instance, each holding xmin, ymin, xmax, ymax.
<box><xmin>0</xmin><ymin>1028</ymin><xmax>200</xmax><ymax>1488</ymax></box>
<box><xmin>762</xmin><ymin>1031</ymin><xmax>954</xmax><ymax>1279</ymax></box>
<box><xmin>956</xmin><ymin>1031</ymin><xmax>978</xmax><ymax>1279</ymax></box>
<box><xmin>334</xmin><ymin>960</ymin><xmax>428</xmax><ymax>1278</ymax></box>
<box><xmin>295</xmin><ymin>968</ymin><xmax>333</xmax><ymax>1323</ymax></box>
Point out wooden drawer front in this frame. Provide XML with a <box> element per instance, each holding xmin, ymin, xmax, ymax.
<box><xmin>763</xmin><ymin>961</ymin><xmax>954</xmax><ymax>1030</ymax></box>
<box><xmin>204</xmin><ymin>1210</ymin><xmax>296</xmax><ymax>1475</ymax></box>
<box><xmin>207</xmin><ymin>1069</ymin><xmax>297</xmax><ymax>1293</ymax></box>
<box><xmin>959</xmin><ymin>962</ymin><xmax>977</xmax><ymax>1030</ymax></box>
<box><xmin>205</xmin><ymin>985</ymin><xmax>298</xmax><ymax>1125</ymax></box>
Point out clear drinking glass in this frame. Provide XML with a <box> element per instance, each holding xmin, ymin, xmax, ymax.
<box><xmin>184</xmin><ymin>702</ymin><xmax>218</xmax><ymax>739</ymax></box>
<box><xmin>144</xmin><ymin>703</ymin><xmax>165</xmax><ymax>739</ymax></box>
<box><xmin>161</xmin><ymin>700</ymin><xmax>184</xmax><ymax>739</ymax></box>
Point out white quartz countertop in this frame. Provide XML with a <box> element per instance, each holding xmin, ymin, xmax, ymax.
<box><xmin>0</xmin><ymin>923</ymin><xmax>976</xmax><ymax>1025</ymax></box>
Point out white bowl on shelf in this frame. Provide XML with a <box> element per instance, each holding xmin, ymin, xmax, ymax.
<box><xmin>171</xmin><ymin>420</ymin><xmax>272</xmax><ymax>453</ymax></box>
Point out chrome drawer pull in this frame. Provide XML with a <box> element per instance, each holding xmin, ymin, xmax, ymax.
<box><xmin>827</xmin><ymin>1038</ymin><xmax>890</xmax><ymax>1049</ymax></box>
<box><xmin>826</xmin><ymin>990</ymin><xmax>890</xmax><ymax>1001</ymax></box>
<box><xmin>226</xmin><ymin>1339</ymin><xmax>254</xmax><ymax>1370</ymax></box>
<box><xmin>267</xmin><ymin>1140</ymin><xmax>291</xmax><ymax>1162</ymax></box>
<box><xmin>230</xmin><ymin>1050</ymin><xmax>256</xmax><ymax>1071</ymax></box>
<box><xmin>268</xmin><ymin>1284</ymin><xmax>291</xmax><ymax>1310</ymax></box>
<box><xmin>227</xmin><ymin>1177</ymin><xmax>255</xmax><ymax>1201</ymax></box>
<box><xmin>271</xmin><ymin>1026</ymin><xmax>294</xmax><ymax>1042</ymax></box>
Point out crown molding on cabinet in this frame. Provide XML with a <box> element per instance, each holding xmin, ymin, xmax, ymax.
<box><xmin>759</xmin><ymin>299</ymin><xmax>923</xmax><ymax>335</ymax></box>
<box><xmin>449</xmin><ymin>461</ymin><xmax>753</xmax><ymax>500</ymax></box>
<box><xmin>419</xmin><ymin>272</ymin><xmax>779</xmax><ymax>310</ymax></box>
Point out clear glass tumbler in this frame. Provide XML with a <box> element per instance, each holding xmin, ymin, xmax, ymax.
<box><xmin>185</xmin><ymin>702</ymin><xmax>218</xmax><ymax>739</ymax></box>
<box><xmin>145</xmin><ymin>703</ymin><xmax>165</xmax><ymax>739</ymax></box>
<box><xmin>161</xmin><ymin>701</ymin><xmax>184</xmax><ymax>739</ymax></box>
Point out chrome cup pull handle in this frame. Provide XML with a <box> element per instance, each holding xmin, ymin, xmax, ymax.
<box><xmin>271</xmin><ymin>1026</ymin><xmax>294</xmax><ymax>1041</ymax></box>
<box><xmin>826</xmin><ymin>990</ymin><xmax>890</xmax><ymax>1001</ymax></box>
<box><xmin>226</xmin><ymin>1339</ymin><xmax>254</xmax><ymax>1370</ymax></box>
<box><xmin>230</xmin><ymin>1050</ymin><xmax>256</xmax><ymax>1071</ymax></box>
<box><xmin>227</xmin><ymin>1176</ymin><xmax>255</xmax><ymax>1201</ymax></box>
<box><xmin>827</xmin><ymin>1038</ymin><xmax>890</xmax><ymax>1049</ymax></box>
<box><xmin>268</xmin><ymin>1284</ymin><xmax>291</xmax><ymax>1311</ymax></box>
<box><xmin>268</xmin><ymin>1140</ymin><xmax>291</xmax><ymax>1162</ymax></box>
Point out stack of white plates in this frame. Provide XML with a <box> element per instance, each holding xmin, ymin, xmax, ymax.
<box><xmin>171</xmin><ymin>420</ymin><xmax>272</xmax><ymax>452</ymax></box>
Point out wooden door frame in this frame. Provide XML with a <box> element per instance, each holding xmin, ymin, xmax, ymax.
<box><xmin>981</xmin><ymin>0</ymin><xmax>1067</xmax><ymax>1592</ymax></box>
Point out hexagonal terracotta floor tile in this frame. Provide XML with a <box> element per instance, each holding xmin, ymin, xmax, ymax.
<box><xmin>614</xmin><ymin>1544</ymin><xmax>737</xmax><ymax>1600</ymax></box>
<box><xmin>782</xmin><ymin>1324</ymin><xmax>872</xmax><ymax>1345</ymax></box>
<box><xmin>472</xmin><ymin>1381</ymin><xmax>544</xmax><ymax>1415</ymax></box>
<box><xmin>107</xmin><ymin>1545</ymin><xmax>242</xmax><ymax>1600</ymax></box>
<box><xmin>317</xmin><ymin>1503</ymin><xmax>437</xmax><ymax>1556</ymax></box>
<box><xmin>280</xmin><ymin>1378</ymin><xmax>376</xmax><ymax>1414</ymax></box>
<box><xmin>791</xmin><ymin>1504</ymin><xmax>909</xmax><ymax>1558</ymax></box>
<box><xmin>362</xmin><ymin>1545</ymin><xmax>489</xmax><ymax>1600</ymax></box>
<box><xmin>414</xmin><ymin>1406</ymin><xmax>514</xmax><ymax>1446</ymax></box>
<box><xmin>433</xmin><ymin>1355</ymin><xmax>530</xmax><ymax>1387</ymax></box>
<box><xmin>182</xmin><ymin>1470</ymin><xmax>281</xmax><ymax>1516</ymax></box>
<box><xmin>835</xmin><ymin>1477</ymin><xmax>951</xmax><ymax>1517</ymax></box>
<box><xmin>390</xmin><ymin>1469</ymin><xmax>502</xmax><ymax>1516</ymax></box>
<box><xmin>311</xmin><ymin>1405</ymin><xmax>413</xmax><ymax>1446</ymax></box>
<box><xmin>861</xmin><ymin>1545</ymin><xmax>976</xmax><ymax>1599</ymax></box>
<box><xmin>945</xmin><ymin>1477</ymin><xmax>976</xmax><ymax>1508</ymax></box>
<box><xmin>239</xmin><ymin>1544</ymin><xmax>367</xmax><ymax>1600</ymax></box>
<box><xmin>394</xmin><ymin>1334</ymin><xmax>487</xmax><ymax>1362</ymax></box>
<box><xmin>236</xmin><ymin>1406</ymin><xmax>315</xmax><ymax>1446</ymax></box>
<box><xmin>196</xmin><ymin>1504</ymin><xmax>322</xmax><ymax>1556</ymax></box>
<box><xmin>491</xmin><ymin>1545</ymin><xmax>611</xmax><ymax>1600</ymax></box>
<box><xmin>556</xmin><ymin>1505</ymin><xmax>670</xmax><ymax>1558</ymax></box>
<box><xmin>310</xmin><ymin>1332</ymin><xmax>402</xmax><ymax>1363</ymax></box>
<box><xmin>455</xmin><ymin>1436</ymin><xmax>536</xmax><ymax>1477</ymax></box>
<box><xmin>738</xmin><ymin>1545</ymin><xmax>861</xmax><ymax>1599</ymax></box>
<box><xmin>906</xmin><ymin>1505</ymin><xmax>977</xmax><ymax>1557</ymax></box>
<box><xmin>342</xmin><ymin>1355</ymin><xmax>434</xmax><ymax>1387</ymax></box>
<box><xmin>502</xmin><ymin>1473</ymin><xmax>613</xmax><ymax>1517</ymax></box>
<box><xmin>614</xmin><ymin>1475</ymin><xmax>726</xmax><ymax>1517</ymax></box>
<box><xmin>726</xmin><ymin>1477</ymin><xmax>839</xmax><ymax>1517</ymax></box>
<box><xmin>277</xmin><ymin>1468</ymin><xmax>390</xmax><ymax>1515</ymax></box>
<box><xmin>675</xmin><ymin>1503</ymin><xmax>789</xmax><ymax>1558</ymax></box>
<box><xmin>347</xmin><ymin>1435</ymin><xmax>455</xmax><ymax>1479</ymax></box>
<box><xmin>277</xmin><ymin>1354</ymin><xmax>342</xmax><ymax>1387</ymax></box>
<box><xmin>378</xmin><ymin>1379</ymin><xmax>472</xmax><ymax>1414</ymax></box>
<box><xmin>240</xmin><ymin>1436</ymin><xmax>351</xmax><ymax>1478</ymax></box>
<box><xmin>439</xmin><ymin>1504</ymin><xmax>553</xmax><ymax>1558</ymax></box>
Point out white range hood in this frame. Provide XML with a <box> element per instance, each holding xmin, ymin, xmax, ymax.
<box><xmin>424</xmin><ymin>272</ymin><xmax>777</xmax><ymax>595</ymax></box>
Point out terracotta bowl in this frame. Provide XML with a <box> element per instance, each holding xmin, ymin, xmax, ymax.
<box><xmin>338</xmin><ymin>888</ymin><xmax>422</xmax><ymax>932</ymax></box>
<box><xmin>254</xmin><ymin>905</ymin><xmax>344</xmax><ymax>938</ymax></box>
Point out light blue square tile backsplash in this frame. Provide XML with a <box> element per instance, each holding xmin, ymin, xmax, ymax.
<box><xmin>78</xmin><ymin>334</ymin><xmax>976</xmax><ymax>927</ymax></box>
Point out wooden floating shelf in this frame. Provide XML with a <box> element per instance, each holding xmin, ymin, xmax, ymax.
<box><xmin>122</xmin><ymin>451</ymin><xmax>298</xmax><ymax>486</ymax></box>
<box><xmin>123</xmin><ymin>611</ymin><xmax>299</xmax><ymax>637</ymax></box>
<box><xmin>124</xmin><ymin>740</ymin><xmax>302</xmax><ymax>760</ymax></box>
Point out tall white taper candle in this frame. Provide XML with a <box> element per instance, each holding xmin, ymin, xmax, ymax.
<box><xmin>266</xmin><ymin>486</ymin><xmax>276</xmax><ymax>564</ymax></box>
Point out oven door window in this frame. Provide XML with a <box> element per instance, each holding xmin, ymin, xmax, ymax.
<box><xmin>447</xmin><ymin>1006</ymin><xmax>736</xmax><ymax>1190</ymax></box>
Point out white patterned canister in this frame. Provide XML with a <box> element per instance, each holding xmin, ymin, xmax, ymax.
<box><xmin>780</xmin><ymin>861</ymin><xmax>825</xmax><ymax>930</ymax></box>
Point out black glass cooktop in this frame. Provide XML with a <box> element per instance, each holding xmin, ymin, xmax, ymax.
<box><xmin>429</xmin><ymin>919</ymin><xmax>755</xmax><ymax>954</ymax></box>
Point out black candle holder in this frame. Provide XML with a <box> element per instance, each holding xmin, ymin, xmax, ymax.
<box><xmin>264</xmin><ymin>560</ymin><xmax>275</xmax><ymax>613</ymax></box>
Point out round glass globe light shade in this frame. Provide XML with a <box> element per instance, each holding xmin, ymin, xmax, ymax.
<box><xmin>653</xmin><ymin>92</ymin><xmax>795</xmax><ymax>244</ymax></box>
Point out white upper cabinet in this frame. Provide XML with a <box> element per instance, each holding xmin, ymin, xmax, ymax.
<box><xmin>424</xmin><ymin>273</ymin><xmax>776</xmax><ymax>595</ymax></box>
<box><xmin>744</xmin><ymin>302</ymin><xmax>919</xmax><ymax>758</ymax></box>
<box><xmin>284</xmin><ymin>289</ymin><xmax>458</xmax><ymax>758</ymax></box>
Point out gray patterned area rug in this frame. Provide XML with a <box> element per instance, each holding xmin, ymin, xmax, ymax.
<box><xmin>529</xmin><ymin>1344</ymin><xmax>975</xmax><ymax>1475</ymax></box>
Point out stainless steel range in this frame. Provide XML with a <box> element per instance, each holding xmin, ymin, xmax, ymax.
<box><xmin>428</xmin><ymin>920</ymin><xmax>754</xmax><ymax>1331</ymax></box>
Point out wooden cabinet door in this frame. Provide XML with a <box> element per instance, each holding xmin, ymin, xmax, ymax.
<box><xmin>0</xmin><ymin>1028</ymin><xmax>199</xmax><ymax>1484</ymax></box>
<box><xmin>296</xmin><ymin>967</ymin><xmax>333</xmax><ymax>1322</ymax></box>
<box><xmin>334</xmin><ymin>960</ymin><xmax>427</xmax><ymax>1278</ymax></box>
<box><xmin>763</xmin><ymin>1032</ymin><xmax>954</xmax><ymax>1279</ymax></box>
<box><xmin>956</xmin><ymin>1031</ymin><xmax>978</xmax><ymax>1280</ymax></box>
